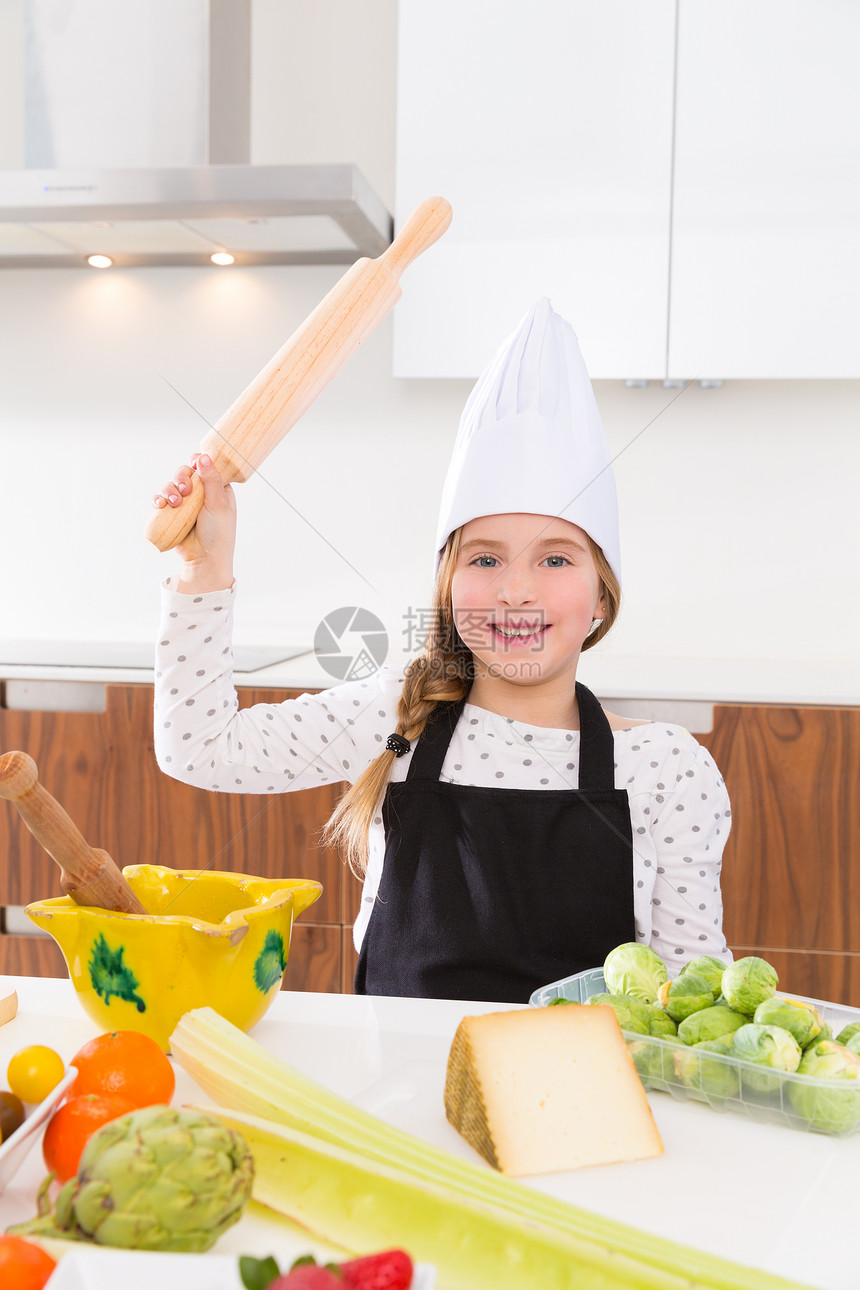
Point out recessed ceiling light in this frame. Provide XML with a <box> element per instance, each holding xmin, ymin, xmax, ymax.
<box><xmin>87</xmin><ymin>254</ymin><xmax>112</xmax><ymax>268</ymax></box>
<box><xmin>210</xmin><ymin>251</ymin><xmax>235</xmax><ymax>265</ymax></box>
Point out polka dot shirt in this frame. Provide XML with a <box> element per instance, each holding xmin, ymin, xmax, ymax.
<box><xmin>155</xmin><ymin>580</ymin><xmax>731</xmax><ymax>962</ymax></box>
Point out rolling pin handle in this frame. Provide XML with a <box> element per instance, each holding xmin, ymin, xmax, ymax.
<box><xmin>144</xmin><ymin>466</ymin><xmax>207</xmax><ymax>553</ymax></box>
<box><xmin>378</xmin><ymin>196</ymin><xmax>453</xmax><ymax>281</ymax></box>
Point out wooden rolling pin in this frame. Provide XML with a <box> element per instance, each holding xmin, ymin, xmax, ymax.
<box><xmin>0</xmin><ymin>751</ymin><xmax>146</xmax><ymax>914</ymax></box>
<box><xmin>146</xmin><ymin>194</ymin><xmax>453</xmax><ymax>551</ymax></box>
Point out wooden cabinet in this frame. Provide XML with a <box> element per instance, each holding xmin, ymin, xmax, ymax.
<box><xmin>3</xmin><ymin>681</ymin><xmax>859</xmax><ymax>1006</ymax></box>
<box><xmin>0</xmin><ymin>683</ymin><xmax>361</xmax><ymax>993</ymax></box>
<box><xmin>394</xmin><ymin>0</ymin><xmax>860</xmax><ymax>379</ymax></box>
<box><xmin>699</xmin><ymin>703</ymin><xmax>860</xmax><ymax>1006</ymax></box>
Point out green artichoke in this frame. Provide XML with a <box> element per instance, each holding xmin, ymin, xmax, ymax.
<box><xmin>11</xmin><ymin>1106</ymin><xmax>253</xmax><ymax>1253</ymax></box>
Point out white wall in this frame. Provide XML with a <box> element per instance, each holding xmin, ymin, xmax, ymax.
<box><xmin>1</xmin><ymin>0</ymin><xmax>858</xmax><ymax>697</ymax></box>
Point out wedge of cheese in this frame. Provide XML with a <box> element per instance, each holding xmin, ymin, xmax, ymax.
<box><xmin>444</xmin><ymin>1004</ymin><xmax>663</xmax><ymax>1176</ymax></box>
<box><xmin>0</xmin><ymin>986</ymin><xmax>18</xmax><ymax>1027</ymax></box>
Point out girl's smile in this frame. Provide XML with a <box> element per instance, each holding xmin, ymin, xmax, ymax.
<box><xmin>488</xmin><ymin>620</ymin><xmax>547</xmax><ymax>646</ymax></box>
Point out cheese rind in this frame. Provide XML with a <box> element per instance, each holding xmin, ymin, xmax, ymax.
<box><xmin>0</xmin><ymin>988</ymin><xmax>17</xmax><ymax>1027</ymax></box>
<box><xmin>444</xmin><ymin>1004</ymin><xmax>663</xmax><ymax>1176</ymax></box>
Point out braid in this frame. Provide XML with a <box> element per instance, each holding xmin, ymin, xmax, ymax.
<box><xmin>323</xmin><ymin>533</ymin><xmax>470</xmax><ymax>878</ymax></box>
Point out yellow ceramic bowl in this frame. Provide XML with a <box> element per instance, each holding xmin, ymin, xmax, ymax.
<box><xmin>26</xmin><ymin>865</ymin><xmax>322</xmax><ymax>1050</ymax></box>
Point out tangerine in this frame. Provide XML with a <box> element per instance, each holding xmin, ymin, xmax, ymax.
<box><xmin>69</xmin><ymin>1029</ymin><xmax>175</xmax><ymax>1108</ymax></box>
<box><xmin>0</xmin><ymin>1234</ymin><xmax>56</xmax><ymax>1290</ymax></box>
<box><xmin>42</xmin><ymin>1092</ymin><xmax>136</xmax><ymax>1182</ymax></box>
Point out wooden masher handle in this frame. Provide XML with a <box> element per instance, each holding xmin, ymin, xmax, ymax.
<box><xmin>0</xmin><ymin>751</ymin><xmax>146</xmax><ymax>914</ymax></box>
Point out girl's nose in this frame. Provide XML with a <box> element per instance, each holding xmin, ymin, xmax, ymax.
<box><xmin>496</xmin><ymin>561</ymin><xmax>537</xmax><ymax>606</ymax></box>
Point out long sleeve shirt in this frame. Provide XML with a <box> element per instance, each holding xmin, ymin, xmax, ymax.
<box><xmin>155</xmin><ymin>580</ymin><xmax>731</xmax><ymax>964</ymax></box>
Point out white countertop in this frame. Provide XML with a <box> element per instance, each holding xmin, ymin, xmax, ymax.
<box><xmin>0</xmin><ymin>975</ymin><xmax>855</xmax><ymax>1289</ymax></box>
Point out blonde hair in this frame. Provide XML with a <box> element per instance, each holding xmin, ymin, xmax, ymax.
<box><xmin>323</xmin><ymin>526</ymin><xmax>621</xmax><ymax>878</ymax></box>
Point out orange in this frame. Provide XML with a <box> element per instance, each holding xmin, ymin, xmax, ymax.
<box><xmin>69</xmin><ymin>1029</ymin><xmax>175</xmax><ymax>1108</ymax></box>
<box><xmin>42</xmin><ymin>1093</ymin><xmax>136</xmax><ymax>1182</ymax></box>
<box><xmin>0</xmin><ymin>1234</ymin><xmax>57</xmax><ymax>1289</ymax></box>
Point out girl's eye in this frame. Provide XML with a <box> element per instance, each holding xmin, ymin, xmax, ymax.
<box><xmin>542</xmin><ymin>555</ymin><xmax>570</xmax><ymax>568</ymax></box>
<box><xmin>472</xmin><ymin>555</ymin><xmax>499</xmax><ymax>568</ymax></box>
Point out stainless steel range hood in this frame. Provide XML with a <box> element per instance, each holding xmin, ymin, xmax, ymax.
<box><xmin>0</xmin><ymin>0</ymin><xmax>392</xmax><ymax>268</ymax></box>
<box><xmin>0</xmin><ymin>164</ymin><xmax>393</xmax><ymax>267</ymax></box>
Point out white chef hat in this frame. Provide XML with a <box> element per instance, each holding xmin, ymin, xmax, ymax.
<box><xmin>435</xmin><ymin>298</ymin><xmax>621</xmax><ymax>585</ymax></box>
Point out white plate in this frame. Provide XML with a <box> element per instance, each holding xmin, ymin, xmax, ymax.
<box><xmin>0</xmin><ymin>1068</ymin><xmax>77</xmax><ymax>1195</ymax></box>
<box><xmin>46</xmin><ymin>1246</ymin><xmax>437</xmax><ymax>1289</ymax></box>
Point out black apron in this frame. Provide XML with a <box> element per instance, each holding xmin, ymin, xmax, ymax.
<box><xmin>355</xmin><ymin>682</ymin><xmax>635</xmax><ymax>1003</ymax></box>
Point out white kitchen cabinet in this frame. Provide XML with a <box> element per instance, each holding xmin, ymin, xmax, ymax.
<box><xmin>395</xmin><ymin>0</ymin><xmax>860</xmax><ymax>379</ymax></box>
<box><xmin>669</xmin><ymin>0</ymin><xmax>860</xmax><ymax>379</ymax></box>
<box><xmin>393</xmin><ymin>0</ymin><xmax>677</xmax><ymax>378</ymax></box>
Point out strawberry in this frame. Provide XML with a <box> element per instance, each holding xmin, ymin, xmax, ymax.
<box><xmin>338</xmin><ymin>1249</ymin><xmax>414</xmax><ymax>1290</ymax></box>
<box><xmin>269</xmin><ymin>1267</ymin><xmax>343</xmax><ymax>1289</ymax></box>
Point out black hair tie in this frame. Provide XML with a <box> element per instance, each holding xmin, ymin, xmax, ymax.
<box><xmin>385</xmin><ymin>733</ymin><xmax>411</xmax><ymax>757</ymax></box>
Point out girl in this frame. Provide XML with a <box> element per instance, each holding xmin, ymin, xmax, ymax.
<box><xmin>152</xmin><ymin>299</ymin><xmax>730</xmax><ymax>1002</ymax></box>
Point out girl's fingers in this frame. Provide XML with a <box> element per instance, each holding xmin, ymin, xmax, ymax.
<box><xmin>152</xmin><ymin>483</ymin><xmax>182</xmax><ymax>508</ymax></box>
<box><xmin>151</xmin><ymin>464</ymin><xmax>196</xmax><ymax>508</ymax></box>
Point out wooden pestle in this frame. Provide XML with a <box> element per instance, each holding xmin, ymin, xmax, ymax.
<box><xmin>0</xmin><ymin>751</ymin><xmax>146</xmax><ymax>914</ymax></box>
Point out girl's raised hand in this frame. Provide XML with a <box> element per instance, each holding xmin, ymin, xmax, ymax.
<box><xmin>152</xmin><ymin>454</ymin><xmax>237</xmax><ymax>593</ymax></box>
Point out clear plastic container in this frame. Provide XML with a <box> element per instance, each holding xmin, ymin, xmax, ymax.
<box><xmin>529</xmin><ymin>968</ymin><xmax>860</xmax><ymax>1136</ymax></box>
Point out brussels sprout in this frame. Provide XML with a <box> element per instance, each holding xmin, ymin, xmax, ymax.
<box><xmin>628</xmin><ymin>1040</ymin><xmax>667</xmax><ymax>1090</ymax></box>
<box><xmin>720</xmin><ymin>957</ymin><xmax>778</xmax><ymax>1016</ymax></box>
<box><xmin>845</xmin><ymin>1033</ymin><xmax>860</xmax><ymax>1057</ymax></box>
<box><xmin>673</xmin><ymin>1035</ymin><xmax>739</xmax><ymax>1101</ymax></box>
<box><xmin>644</xmin><ymin>1007</ymin><xmax>678</xmax><ymax>1039</ymax></box>
<box><xmin>732</xmin><ymin>1023</ymin><xmax>801</xmax><ymax>1097</ymax></box>
<box><xmin>835</xmin><ymin>1020</ymin><xmax>860</xmax><ymax>1047</ymax></box>
<box><xmin>603</xmin><ymin>943</ymin><xmax>667</xmax><ymax>1004</ymax></box>
<box><xmin>788</xmin><ymin>1041</ymin><xmax>860</xmax><ymax>1133</ymax></box>
<box><xmin>586</xmin><ymin>992</ymin><xmax>650</xmax><ymax>1035</ymax></box>
<box><xmin>754</xmin><ymin>997</ymin><xmax>822</xmax><ymax>1049</ymax></box>
<box><xmin>677</xmin><ymin>1005</ymin><xmax>747</xmax><ymax>1047</ymax></box>
<box><xmin>683</xmin><ymin>956</ymin><xmax>726</xmax><ymax>998</ymax></box>
<box><xmin>657</xmin><ymin>972</ymin><xmax>715</xmax><ymax>1023</ymax></box>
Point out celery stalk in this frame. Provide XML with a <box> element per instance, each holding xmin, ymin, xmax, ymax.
<box><xmin>171</xmin><ymin>1009</ymin><xmax>810</xmax><ymax>1290</ymax></box>
<box><xmin>201</xmin><ymin>1105</ymin><xmax>695</xmax><ymax>1290</ymax></box>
